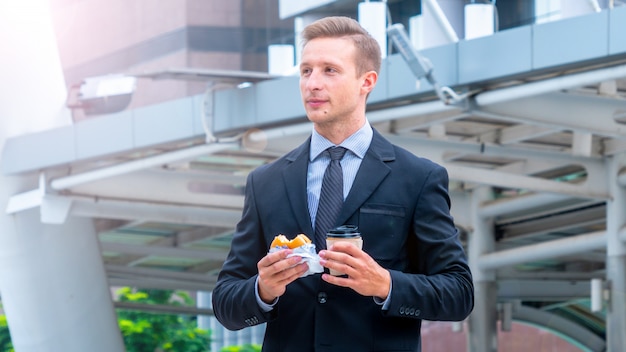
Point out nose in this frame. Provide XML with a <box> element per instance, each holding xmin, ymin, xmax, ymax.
<box><xmin>303</xmin><ymin>69</ymin><xmax>322</xmax><ymax>91</ymax></box>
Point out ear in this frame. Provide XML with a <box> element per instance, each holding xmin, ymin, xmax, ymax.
<box><xmin>360</xmin><ymin>70</ymin><xmax>378</xmax><ymax>95</ymax></box>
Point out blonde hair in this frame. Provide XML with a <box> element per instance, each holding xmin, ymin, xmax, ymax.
<box><xmin>301</xmin><ymin>16</ymin><xmax>382</xmax><ymax>76</ymax></box>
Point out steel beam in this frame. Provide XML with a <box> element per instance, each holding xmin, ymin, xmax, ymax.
<box><xmin>50</xmin><ymin>142</ymin><xmax>238</xmax><ymax>190</ymax></box>
<box><xmin>513</xmin><ymin>305</ymin><xmax>605</xmax><ymax>352</ymax></box>
<box><xmin>605</xmin><ymin>153</ymin><xmax>626</xmax><ymax>351</ymax></box>
<box><xmin>478</xmin><ymin>231</ymin><xmax>606</xmax><ymax>271</ymax></box>
<box><xmin>70</xmin><ymin>195</ymin><xmax>241</xmax><ymax>227</ymax></box>
<box><xmin>468</xmin><ymin>187</ymin><xmax>498</xmax><ymax>352</ymax></box>
<box><xmin>100</xmin><ymin>242</ymin><xmax>228</xmax><ymax>262</ymax></box>
<box><xmin>474</xmin><ymin>63</ymin><xmax>626</xmax><ymax>106</ymax></box>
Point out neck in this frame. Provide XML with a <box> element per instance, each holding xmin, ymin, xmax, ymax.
<box><xmin>315</xmin><ymin>118</ymin><xmax>366</xmax><ymax>145</ymax></box>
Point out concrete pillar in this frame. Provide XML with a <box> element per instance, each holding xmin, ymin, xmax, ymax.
<box><xmin>418</xmin><ymin>0</ymin><xmax>464</xmax><ymax>49</ymax></box>
<box><xmin>0</xmin><ymin>1</ymin><xmax>125</xmax><ymax>350</ymax></box>
<box><xmin>560</xmin><ymin>0</ymin><xmax>602</xmax><ymax>19</ymax></box>
<box><xmin>605</xmin><ymin>153</ymin><xmax>626</xmax><ymax>351</ymax></box>
<box><xmin>197</xmin><ymin>291</ymin><xmax>218</xmax><ymax>351</ymax></box>
<box><xmin>0</xmin><ymin>202</ymin><xmax>125</xmax><ymax>352</ymax></box>
<box><xmin>467</xmin><ymin>187</ymin><xmax>498</xmax><ymax>352</ymax></box>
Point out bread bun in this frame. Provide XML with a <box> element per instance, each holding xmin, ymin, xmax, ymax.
<box><xmin>270</xmin><ymin>234</ymin><xmax>312</xmax><ymax>249</ymax></box>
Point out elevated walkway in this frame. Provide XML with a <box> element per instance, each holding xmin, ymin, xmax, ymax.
<box><xmin>3</xmin><ymin>7</ymin><xmax>626</xmax><ymax>352</ymax></box>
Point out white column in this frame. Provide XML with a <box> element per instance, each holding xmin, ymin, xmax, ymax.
<box><xmin>418</xmin><ymin>0</ymin><xmax>463</xmax><ymax>49</ymax></box>
<box><xmin>197</xmin><ymin>291</ymin><xmax>218</xmax><ymax>351</ymax></box>
<box><xmin>605</xmin><ymin>153</ymin><xmax>626</xmax><ymax>351</ymax></box>
<box><xmin>268</xmin><ymin>45</ymin><xmax>295</xmax><ymax>75</ymax></box>
<box><xmin>0</xmin><ymin>204</ymin><xmax>125</xmax><ymax>352</ymax></box>
<box><xmin>467</xmin><ymin>187</ymin><xmax>498</xmax><ymax>352</ymax></box>
<box><xmin>294</xmin><ymin>15</ymin><xmax>324</xmax><ymax>67</ymax></box>
<box><xmin>0</xmin><ymin>1</ymin><xmax>124</xmax><ymax>350</ymax></box>
<box><xmin>358</xmin><ymin>1</ymin><xmax>388</xmax><ymax>58</ymax></box>
<box><xmin>464</xmin><ymin>3</ymin><xmax>495</xmax><ymax>40</ymax></box>
<box><xmin>560</xmin><ymin>0</ymin><xmax>601</xmax><ymax>19</ymax></box>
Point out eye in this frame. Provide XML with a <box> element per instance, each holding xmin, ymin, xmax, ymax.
<box><xmin>326</xmin><ymin>67</ymin><xmax>337</xmax><ymax>73</ymax></box>
<box><xmin>300</xmin><ymin>67</ymin><xmax>311</xmax><ymax>76</ymax></box>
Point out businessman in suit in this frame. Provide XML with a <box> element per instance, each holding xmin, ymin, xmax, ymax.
<box><xmin>212</xmin><ymin>16</ymin><xmax>474</xmax><ymax>352</ymax></box>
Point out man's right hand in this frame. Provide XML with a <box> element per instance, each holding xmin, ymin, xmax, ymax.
<box><xmin>257</xmin><ymin>249</ymin><xmax>308</xmax><ymax>304</ymax></box>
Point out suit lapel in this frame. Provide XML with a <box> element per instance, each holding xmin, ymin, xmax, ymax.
<box><xmin>282</xmin><ymin>138</ymin><xmax>314</xmax><ymax>235</ymax></box>
<box><xmin>280</xmin><ymin>131</ymin><xmax>395</xmax><ymax>235</ymax></box>
<box><xmin>337</xmin><ymin>130</ymin><xmax>395</xmax><ymax>226</ymax></box>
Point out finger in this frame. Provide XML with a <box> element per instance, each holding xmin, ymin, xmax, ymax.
<box><xmin>285</xmin><ymin>262</ymin><xmax>309</xmax><ymax>281</ymax></box>
<box><xmin>259</xmin><ymin>254</ymin><xmax>303</xmax><ymax>279</ymax></box>
<box><xmin>321</xmin><ymin>243</ymin><xmax>365</xmax><ymax>264</ymax></box>
<box><xmin>327</xmin><ymin>241</ymin><xmax>364</xmax><ymax>256</ymax></box>
<box><xmin>323</xmin><ymin>263</ymin><xmax>358</xmax><ymax>280</ymax></box>
<box><xmin>258</xmin><ymin>249</ymin><xmax>292</xmax><ymax>268</ymax></box>
<box><xmin>271</xmin><ymin>260</ymin><xmax>307</xmax><ymax>283</ymax></box>
<box><xmin>263</xmin><ymin>257</ymin><xmax>307</xmax><ymax>284</ymax></box>
<box><xmin>319</xmin><ymin>248</ymin><xmax>350</xmax><ymax>262</ymax></box>
<box><xmin>319</xmin><ymin>250</ymin><xmax>361</xmax><ymax>274</ymax></box>
<box><xmin>321</xmin><ymin>272</ymin><xmax>352</xmax><ymax>288</ymax></box>
<box><xmin>258</xmin><ymin>261</ymin><xmax>308</xmax><ymax>301</ymax></box>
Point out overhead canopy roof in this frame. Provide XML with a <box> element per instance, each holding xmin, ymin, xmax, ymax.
<box><xmin>3</xmin><ymin>7</ymin><xmax>626</xmax><ymax>350</ymax></box>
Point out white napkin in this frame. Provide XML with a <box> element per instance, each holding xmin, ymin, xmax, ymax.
<box><xmin>269</xmin><ymin>243</ymin><xmax>324</xmax><ymax>277</ymax></box>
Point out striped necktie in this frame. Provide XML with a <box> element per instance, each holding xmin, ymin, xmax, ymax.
<box><xmin>314</xmin><ymin>146</ymin><xmax>348</xmax><ymax>250</ymax></box>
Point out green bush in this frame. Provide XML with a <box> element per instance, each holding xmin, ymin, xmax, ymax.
<box><xmin>221</xmin><ymin>344</ymin><xmax>262</xmax><ymax>352</ymax></box>
<box><xmin>0</xmin><ymin>307</ymin><xmax>14</xmax><ymax>352</ymax></box>
<box><xmin>1</xmin><ymin>291</ymin><xmax>212</xmax><ymax>352</ymax></box>
<box><xmin>116</xmin><ymin>288</ymin><xmax>211</xmax><ymax>352</ymax></box>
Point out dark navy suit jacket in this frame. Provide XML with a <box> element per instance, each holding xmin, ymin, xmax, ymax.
<box><xmin>213</xmin><ymin>129</ymin><xmax>474</xmax><ymax>352</ymax></box>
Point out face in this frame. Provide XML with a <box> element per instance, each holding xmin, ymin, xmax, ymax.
<box><xmin>299</xmin><ymin>37</ymin><xmax>376</xmax><ymax>132</ymax></box>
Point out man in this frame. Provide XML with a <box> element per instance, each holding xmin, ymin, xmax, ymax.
<box><xmin>212</xmin><ymin>16</ymin><xmax>474</xmax><ymax>352</ymax></box>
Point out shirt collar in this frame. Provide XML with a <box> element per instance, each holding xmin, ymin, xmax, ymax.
<box><xmin>310</xmin><ymin>120</ymin><xmax>373</xmax><ymax>161</ymax></box>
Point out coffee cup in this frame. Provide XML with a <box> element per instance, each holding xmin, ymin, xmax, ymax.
<box><xmin>326</xmin><ymin>225</ymin><xmax>363</xmax><ymax>276</ymax></box>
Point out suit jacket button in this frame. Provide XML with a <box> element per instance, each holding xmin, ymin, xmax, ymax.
<box><xmin>318</xmin><ymin>292</ymin><xmax>327</xmax><ymax>304</ymax></box>
<box><xmin>414</xmin><ymin>309</ymin><xmax>421</xmax><ymax>317</ymax></box>
<box><xmin>399</xmin><ymin>307</ymin><xmax>405</xmax><ymax>314</ymax></box>
<box><xmin>409</xmin><ymin>308</ymin><xmax>415</xmax><ymax>315</ymax></box>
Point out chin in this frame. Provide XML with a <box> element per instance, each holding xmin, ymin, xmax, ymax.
<box><xmin>306</xmin><ymin>111</ymin><xmax>330</xmax><ymax>123</ymax></box>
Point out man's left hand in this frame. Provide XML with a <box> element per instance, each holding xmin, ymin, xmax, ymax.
<box><xmin>319</xmin><ymin>242</ymin><xmax>391</xmax><ymax>300</ymax></box>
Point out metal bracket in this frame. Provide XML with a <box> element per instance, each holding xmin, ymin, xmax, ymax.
<box><xmin>5</xmin><ymin>173</ymin><xmax>46</xmax><ymax>214</ymax></box>
<box><xmin>5</xmin><ymin>173</ymin><xmax>73</xmax><ymax>224</ymax></box>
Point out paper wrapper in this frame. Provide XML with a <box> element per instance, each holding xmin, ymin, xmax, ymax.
<box><xmin>268</xmin><ymin>243</ymin><xmax>323</xmax><ymax>277</ymax></box>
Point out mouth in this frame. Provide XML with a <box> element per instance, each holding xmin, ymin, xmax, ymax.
<box><xmin>306</xmin><ymin>98</ymin><xmax>327</xmax><ymax>108</ymax></box>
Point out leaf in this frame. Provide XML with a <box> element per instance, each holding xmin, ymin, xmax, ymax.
<box><xmin>115</xmin><ymin>288</ymin><xmax>211</xmax><ymax>351</ymax></box>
